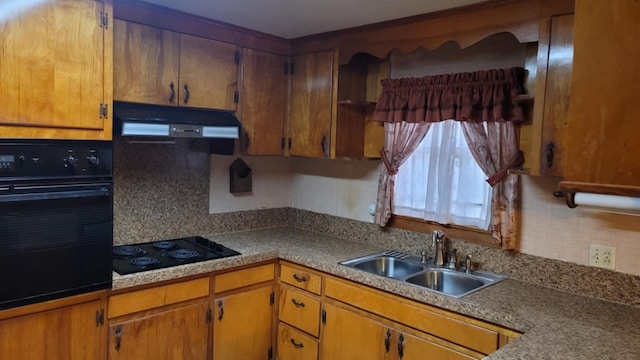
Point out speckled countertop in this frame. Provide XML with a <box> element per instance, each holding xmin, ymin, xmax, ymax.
<box><xmin>113</xmin><ymin>227</ymin><xmax>640</xmax><ymax>360</ymax></box>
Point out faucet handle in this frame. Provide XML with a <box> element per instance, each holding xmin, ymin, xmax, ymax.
<box><xmin>448</xmin><ymin>248</ymin><xmax>458</xmax><ymax>270</ymax></box>
<box><xmin>465</xmin><ymin>254</ymin><xmax>473</xmax><ymax>274</ymax></box>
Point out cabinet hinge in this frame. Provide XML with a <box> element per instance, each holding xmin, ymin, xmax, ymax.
<box><xmin>280</xmin><ymin>137</ymin><xmax>285</xmax><ymax>150</ymax></box>
<box><xmin>206</xmin><ymin>308</ymin><xmax>212</xmax><ymax>323</ymax></box>
<box><xmin>288</xmin><ymin>138</ymin><xmax>292</xmax><ymax>150</ymax></box>
<box><xmin>99</xmin><ymin>103</ymin><xmax>108</xmax><ymax>119</ymax></box>
<box><xmin>100</xmin><ymin>11</ymin><xmax>109</xmax><ymax>29</ymax></box>
<box><xmin>269</xmin><ymin>291</ymin><xmax>274</xmax><ymax>305</ymax></box>
<box><xmin>95</xmin><ymin>309</ymin><xmax>104</xmax><ymax>327</ymax></box>
<box><xmin>268</xmin><ymin>346</ymin><xmax>273</xmax><ymax>360</ymax></box>
<box><xmin>321</xmin><ymin>309</ymin><xmax>327</xmax><ymax>325</ymax></box>
<box><xmin>284</xmin><ymin>62</ymin><xmax>288</xmax><ymax>74</ymax></box>
<box><xmin>234</xmin><ymin>50</ymin><xmax>240</xmax><ymax>65</ymax></box>
<box><xmin>290</xmin><ymin>62</ymin><xmax>294</xmax><ymax>75</ymax></box>
<box><xmin>233</xmin><ymin>91</ymin><xmax>239</xmax><ymax>104</ymax></box>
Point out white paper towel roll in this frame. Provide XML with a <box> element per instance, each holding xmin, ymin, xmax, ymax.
<box><xmin>574</xmin><ymin>193</ymin><xmax>640</xmax><ymax>216</ymax></box>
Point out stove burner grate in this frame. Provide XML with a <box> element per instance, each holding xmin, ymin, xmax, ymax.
<box><xmin>168</xmin><ymin>249</ymin><xmax>200</xmax><ymax>260</ymax></box>
<box><xmin>152</xmin><ymin>240</ymin><xmax>176</xmax><ymax>250</ymax></box>
<box><xmin>130</xmin><ymin>256</ymin><xmax>161</xmax><ymax>267</ymax></box>
<box><xmin>113</xmin><ymin>246</ymin><xmax>146</xmax><ymax>258</ymax></box>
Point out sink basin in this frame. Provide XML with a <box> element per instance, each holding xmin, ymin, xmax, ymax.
<box><xmin>405</xmin><ymin>269</ymin><xmax>487</xmax><ymax>297</ymax></box>
<box><xmin>339</xmin><ymin>251</ymin><xmax>504</xmax><ymax>297</ymax></box>
<box><xmin>352</xmin><ymin>257</ymin><xmax>424</xmax><ymax>279</ymax></box>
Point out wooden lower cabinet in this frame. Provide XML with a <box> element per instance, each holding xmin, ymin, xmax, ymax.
<box><xmin>213</xmin><ymin>285</ymin><xmax>275</xmax><ymax>360</ymax></box>
<box><xmin>108</xmin><ymin>301</ymin><xmax>209</xmax><ymax>360</ymax></box>
<box><xmin>0</xmin><ymin>292</ymin><xmax>106</xmax><ymax>360</ymax></box>
<box><xmin>320</xmin><ymin>302</ymin><xmax>473</xmax><ymax>360</ymax></box>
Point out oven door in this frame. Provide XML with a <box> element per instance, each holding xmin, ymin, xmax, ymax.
<box><xmin>0</xmin><ymin>182</ymin><xmax>113</xmax><ymax>310</ymax></box>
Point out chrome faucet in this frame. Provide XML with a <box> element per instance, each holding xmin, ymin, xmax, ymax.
<box><xmin>431</xmin><ymin>230</ymin><xmax>446</xmax><ymax>267</ymax></box>
<box><xmin>465</xmin><ymin>254</ymin><xmax>473</xmax><ymax>274</ymax></box>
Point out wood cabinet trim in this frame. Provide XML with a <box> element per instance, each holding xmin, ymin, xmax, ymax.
<box><xmin>213</xmin><ymin>263</ymin><xmax>275</xmax><ymax>293</ymax></box>
<box><xmin>108</xmin><ymin>277</ymin><xmax>210</xmax><ymax>318</ymax></box>
<box><xmin>279</xmin><ymin>262</ymin><xmax>323</xmax><ymax>295</ymax></box>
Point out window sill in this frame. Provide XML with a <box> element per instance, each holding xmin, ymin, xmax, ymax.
<box><xmin>388</xmin><ymin>215</ymin><xmax>498</xmax><ymax>249</ymax></box>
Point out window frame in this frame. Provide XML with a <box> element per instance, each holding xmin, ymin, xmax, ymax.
<box><xmin>389</xmin><ymin>214</ymin><xmax>497</xmax><ymax>248</ymax></box>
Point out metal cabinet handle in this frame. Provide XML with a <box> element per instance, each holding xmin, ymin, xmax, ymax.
<box><xmin>321</xmin><ymin>135</ymin><xmax>328</xmax><ymax>157</ymax></box>
<box><xmin>183</xmin><ymin>84</ymin><xmax>190</xmax><ymax>104</ymax></box>
<box><xmin>384</xmin><ymin>329</ymin><xmax>391</xmax><ymax>353</ymax></box>
<box><xmin>290</xmin><ymin>338</ymin><xmax>304</xmax><ymax>349</ymax></box>
<box><xmin>292</xmin><ymin>273</ymin><xmax>307</xmax><ymax>283</ymax></box>
<box><xmin>398</xmin><ymin>334</ymin><xmax>405</xmax><ymax>359</ymax></box>
<box><xmin>243</xmin><ymin>132</ymin><xmax>250</xmax><ymax>152</ymax></box>
<box><xmin>217</xmin><ymin>300</ymin><xmax>224</xmax><ymax>321</ymax></box>
<box><xmin>545</xmin><ymin>142</ymin><xmax>555</xmax><ymax>169</ymax></box>
<box><xmin>169</xmin><ymin>82</ymin><xmax>175</xmax><ymax>103</ymax></box>
<box><xmin>114</xmin><ymin>326</ymin><xmax>123</xmax><ymax>351</ymax></box>
<box><xmin>291</xmin><ymin>298</ymin><xmax>305</xmax><ymax>308</ymax></box>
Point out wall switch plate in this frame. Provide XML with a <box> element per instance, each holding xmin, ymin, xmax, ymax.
<box><xmin>589</xmin><ymin>244</ymin><xmax>616</xmax><ymax>270</ymax></box>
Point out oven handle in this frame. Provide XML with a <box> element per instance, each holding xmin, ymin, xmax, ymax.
<box><xmin>0</xmin><ymin>187</ymin><xmax>111</xmax><ymax>203</ymax></box>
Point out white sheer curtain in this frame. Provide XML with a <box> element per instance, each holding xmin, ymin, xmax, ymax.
<box><xmin>394</xmin><ymin>120</ymin><xmax>492</xmax><ymax>229</ymax></box>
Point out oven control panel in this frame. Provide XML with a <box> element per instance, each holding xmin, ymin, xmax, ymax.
<box><xmin>0</xmin><ymin>140</ymin><xmax>112</xmax><ymax>180</ymax></box>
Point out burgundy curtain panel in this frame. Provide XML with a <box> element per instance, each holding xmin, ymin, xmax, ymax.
<box><xmin>373</xmin><ymin>67</ymin><xmax>525</xmax><ymax>250</ymax></box>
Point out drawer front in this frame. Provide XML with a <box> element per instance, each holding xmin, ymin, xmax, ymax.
<box><xmin>214</xmin><ymin>263</ymin><xmax>275</xmax><ymax>293</ymax></box>
<box><xmin>279</xmin><ymin>287</ymin><xmax>321</xmax><ymax>337</ymax></box>
<box><xmin>108</xmin><ymin>277</ymin><xmax>209</xmax><ymax>318</ymax></box>
<box><xmin>280</xmin><ymin>263</ymin><xmax>322</xmax><ymax>295</ymax></box>
<box><xmin>278</xmin><ymin>322</ymin><xmax>319</xmax><ymax>360</ymax></box>
<box><xmin>324</xmin><ymin>277</ymin><xmax>499</xmax><ymax>355</ymax></box>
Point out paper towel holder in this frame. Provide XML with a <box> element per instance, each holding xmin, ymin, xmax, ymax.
<box><xmin>553</xmin><ymin>191</ymin><xmax>577</xmax><ymax>208</ymax></box>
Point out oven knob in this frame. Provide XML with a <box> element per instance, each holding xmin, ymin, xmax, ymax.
<box><xmin>87</xmin><ymin>155</ymin><xmax>100</xmax><ymax>167</ymax></box>
<box><xmin>64</xmin><ymin>155</ymin><xmax>78</xmax><ymax>167</ymax></box>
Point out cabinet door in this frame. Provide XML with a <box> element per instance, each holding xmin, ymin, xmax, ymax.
<box><xmin>289</xmin><ymin>50</ymin><xmax>336</xmax><ymax>158</ymax></box>
<box><xmin>0</xmin><ymin>300</ymin><xmax>103</xmax><ymax>360</ymax></box>
<box><xmin>213</xmin><ymin>286</ymin><xmax>274</xmax><ymax>360</ymax></box>
<box><xmin>0</xmin><ymin>0</ymin><xmax>108</xmax><ymax>132</ymax></box>
<box><xmin>396</xmin><ymin>331</ymin><xmax>475</xmax><ymax>360</ymax></box>
<box><xmin>179</xmin><ymin>35</ymin><xmax>238</xmax><ymax>110</ymax></box>
<box><xmin>113</xmin><ymin>20</ymin><xmax>180</xmax><ymax>105</ymax></box>
<box><xmin>108</xmin><ymin>302</ymin><xmax>209</xmax><ymax>360</ymax></box>
<box><xmin>320</xmin><ymin>302</ymin><xmax>389</xmax><ymax>360</ymax></box>
<box><xmin>238</xmin><ymin>49</ymin><xmax>286</xmax><ymax>155</ymax></box>
<box><xmin>532</xmin><ymin>14</ymin><xmax>574</xmax><ymax>177</ymax></box>
<box><xmin>563</xmin><ymin>0</ymin><xmax>640</xmax><ymax>191</ymax></box>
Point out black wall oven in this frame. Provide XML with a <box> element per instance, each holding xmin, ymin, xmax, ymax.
<box><xmin>0</xmin><ymin>139</ymin><xmax>113</xmax><ymax>310</ymax></box>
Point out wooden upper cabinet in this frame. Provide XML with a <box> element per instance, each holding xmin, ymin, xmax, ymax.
<box><xmin>179</xmin><ymin>34</ymin><xmax>238</xmax><ymax>110</ymax></box>
<box><xmin>559</xmin><ymin>0</ymin><xmax>640</xmax><ymax>196</ymax></box>
<box><xmin>524</xmin><ymin>13</ymin><xmax>574</xmax><ymax>177</ymax></box>
<box><xmin>113</xmin><ymin>20</ymin><xmax>180</xmax><ymax>106</ymax></box>
<box><xmin>288</xmin><ymin>50</ymin><xmax>337</xmax><ymax>158</ymax></box>
<box><xmin>0</xmin><ymin>0</ymin><xmax>112</xmax><ymax>140</ymax></box>
<box><xmin>113</xmin><ymin>20</ymin><xmax>239</xmax><ymax>111</ymax></box>
<box><xmin>238</xmin><ymin>49</ymin><xmax>286</xmax><ymax>155</ymax></box>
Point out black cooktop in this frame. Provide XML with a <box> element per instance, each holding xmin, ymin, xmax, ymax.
<box><xmin>113</xmin><ymin>236</ymin><xmax>240</xmax><ymax>275</ymax></box>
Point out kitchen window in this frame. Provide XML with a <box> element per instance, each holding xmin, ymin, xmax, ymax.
<box><xmin>394</xmin><ymin>119</ymin><xmax>492</xmax><ymax>230</ymax></box>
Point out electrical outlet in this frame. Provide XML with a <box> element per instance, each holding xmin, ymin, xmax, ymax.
<box><xmin>589</xmin><ymin>244</ymin><xmax>615</xmax><ymax>270</ymax></box>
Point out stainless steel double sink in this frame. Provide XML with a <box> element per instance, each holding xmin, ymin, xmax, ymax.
<box><xmin>339</xmin><ymin>251</ymin><xmax>504</xmax><ymax>297</ymax></box>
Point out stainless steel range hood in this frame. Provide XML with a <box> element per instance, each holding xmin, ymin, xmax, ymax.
<box><xmin>114</xmin><ymin>102</ymin><xmax>241</xmax><ymax>139</ymax></box>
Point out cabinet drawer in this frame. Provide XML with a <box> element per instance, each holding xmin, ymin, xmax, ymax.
<box><xmin>280</xmin><ymin>263</ymin><xmax>322</xmax><ymax>295</ymax></box>
<box><xmin>214</xmin><ymin>263</ymin><xmax>275</xmax><ymax>293</ymax></box>
<box><xmin>279</xmin><ymin>286</ymin><xmax>321</xmax><ymax>337</ymax></box>
<box><xmin>325</xmin><ymin>277</ymin><xmax>499</xmax><ymax>355</ymax></box>
<box><xmin>278</xmin><ymin>322</ymin><xmax>319</xmax><ymax>360</ymax></box>
<box><xmin>108</xmin><ymin>277</ymin><xmax>209</xmax><ymax>318</ymax></box>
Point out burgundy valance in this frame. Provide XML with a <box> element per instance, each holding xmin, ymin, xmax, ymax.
<box><xmin>373</xmin><ymin>67</ymin><xmax>525</xmax><ymax>124</ymax></box>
